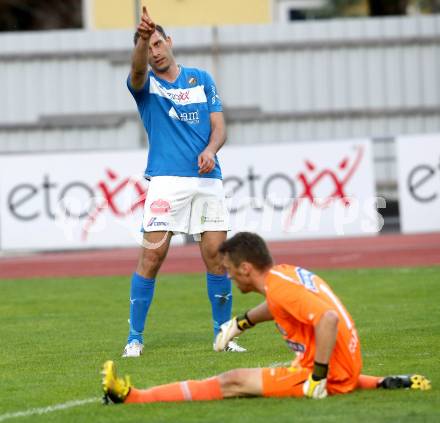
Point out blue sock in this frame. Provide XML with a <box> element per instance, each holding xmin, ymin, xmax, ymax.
<box><xmin>207</xmin><ymin>272</ymin><xmax>232</xmax><ymax>338</ymax></box>
<box><xmin>127</xmin><ymin>273</ymin><xmax>155</xmax><ymax>344</ymax></box>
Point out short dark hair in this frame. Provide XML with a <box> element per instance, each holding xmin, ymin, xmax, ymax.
<box><xmin>219</xmin><ymin>232</ymin><xmax>273</xmax><ymax>271</ymax></box>
<box><xmin>133</xmin><ymin>24</ymin><xmax>167</xmax><ymax>46</ymax></box>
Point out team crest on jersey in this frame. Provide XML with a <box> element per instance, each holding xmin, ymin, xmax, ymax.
<box><xmin>188</xmin><ymin>77</ymin><xmax>197</xmax><ymax>85</ymax></box>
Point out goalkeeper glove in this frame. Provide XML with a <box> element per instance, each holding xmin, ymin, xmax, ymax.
<box><xmin>214</xmin><ymin>312</ymin><xmax>255</xmax><ymax>352</ymax></box>
<box><xmin>236</xmin><ymin>312</ymin><xmax>255</xmax><ymax>331</ymax></box>
<box><xmin>303</xmin><ymin>362</ymin><xmax>328</xmax><ymax>399</ymax></box>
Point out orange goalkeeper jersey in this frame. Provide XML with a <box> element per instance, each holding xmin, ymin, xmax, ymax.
<box><xmin>265</xmin><ymin>264</ymin><xmax>362</xmax><ymax>393</ymax></box>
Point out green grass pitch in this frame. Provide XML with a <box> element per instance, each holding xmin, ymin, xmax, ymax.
<box><xmin>1</xmin><ymin>266</ymin><xmax>439</xmax><ymax>422</ymax></box>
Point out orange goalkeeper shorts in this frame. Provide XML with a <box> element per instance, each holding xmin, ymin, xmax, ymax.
<box><xmin>262</xmin><ymin>367</ymin><xmax>310</xmax><ymax>398</ymax></box>
<box><xmin>262</xmin><ymin>366</ymin><xmax>360</xmax><ymax>397</ymax></box>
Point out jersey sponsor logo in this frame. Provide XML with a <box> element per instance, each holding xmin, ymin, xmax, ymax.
<box><xmin>180</xmin><ymin>111</ymin><xmax>200</xmax><ymax>124</ymax></box>
<box><xmin>150</xmin><ymin>76</ymin><xmax>207</xmax><ymax>106</ymax></box>
<box><xmin>180</xmin><ymin>110</ymin><xmax>200</xmax><ymax>124</ymax></box>
<box><xmin>170</xmin><ymin>90</ymin><xmax>190</xmax><ymax>101</ymax></box>
<box><xmin>286</xmin><ymin>340</ymin><xmax>306</xmax><ymax>353</ymax></box>
<box><xmin>146</xmin><ymin>217</ymin><xmax>168</xmax><ymax>227</ymax></box>
<box><xmin>150</xmin><ymin>199</ymin><xmax>171</xmax><ymax>214</ymax></box>
<box><xmin>168</xmin><ymin>107</ymin><xmax>200</xmax><ymax>124</ymax></box>
<box><xmin>168</xmin><ymin>107</ymin><xmax>180</xmax><ymax>120</ymax></box>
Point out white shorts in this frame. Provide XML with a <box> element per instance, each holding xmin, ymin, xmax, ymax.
<box><xmin>142</xmin><ymin>176</ymin><xmax>230</xmax><ymax>240</ymax></box>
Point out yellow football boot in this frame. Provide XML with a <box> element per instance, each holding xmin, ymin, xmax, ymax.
<box><xmin>380</xmin><ymin>374</ymin><xmax>431</xmax><ymax>391</ymax></box>
<box><xmin>101</xmin><ymin>360</ymin><xmax>132</xmax><ymax>404</ymax></box>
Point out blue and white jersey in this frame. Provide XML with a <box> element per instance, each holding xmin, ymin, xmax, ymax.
<box><xmin>127</xmin><ymin>66</ymin><xmax>223</xmax><ymax>179</ymax></box>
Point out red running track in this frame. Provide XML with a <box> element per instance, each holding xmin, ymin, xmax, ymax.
<box><xmin>1</xmin><ymin>233</ymin><xmax>439</xmax><ymax>279</ymax></box>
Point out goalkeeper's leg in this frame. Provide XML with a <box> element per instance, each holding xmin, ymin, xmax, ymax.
<box><xmin>103</xmin><ymin>363</ymin><xmax>264</xmax><ymax>404</ymax></box>
<box><xmin>357</xmin><ymin>374</ymin><xmax>381</xmax><ymax>389</ymax></box>
<box><xmin>261</xmin><ymin>367</ymin><xmax>309</xmax><ymax>398</ymax></box>
<box><xmin>357</xmin><ymin>374</ymin><xmax>431</xmax><ymax>390</ymax></box>
<box><xmin>127</xmin><ymin>368</ymin><xmax>263</xmax><ymax>403</ymax></box>
<box><xmin>126</xmin><ymin>377</ymin><xmax>224</xmax><ymax>403</ymax></box>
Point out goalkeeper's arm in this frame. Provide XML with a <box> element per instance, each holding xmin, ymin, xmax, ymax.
<box><xmin>244</xmin><ymin>301</ymin><xmax>273</xmax><ymax>326</ymax></box>
<box><xmin>303</xmin><ymin>310</ymin><xmax>339</xmax><ymax>399</ymax></box>
<box><xmin>214</xmin><ymin>301</ymin><xmax>273</xmax><ymax>351</ymax></box>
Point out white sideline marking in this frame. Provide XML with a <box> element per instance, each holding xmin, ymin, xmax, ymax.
<box><xmin>0</xmin><ymin>397</ymin><xmax>100</xmax><ymax>422</ymax></box>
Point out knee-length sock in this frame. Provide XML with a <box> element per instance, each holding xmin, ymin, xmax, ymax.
<box><xmin>127</xmin><ymin>273</ymin><xmax>155</xmax><ymax>344</ymax></box>
<box><xmin>206</xmin><ymin>273</ymin><xmax>232</xmax><ymax>338</ymax></box>
<box><xmin>126</xmin><ymin>377</ymin><xmax>223</xmax><ymax>403</ymax></box>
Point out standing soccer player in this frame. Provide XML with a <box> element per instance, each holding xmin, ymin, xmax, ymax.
<box><xmin>122</xmin><ymin>5</ymin><xmax>244</xmax><ymax>357</ymax></box>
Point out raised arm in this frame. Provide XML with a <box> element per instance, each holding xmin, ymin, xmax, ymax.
<box><xmin>130</xmin><ymin>6</ymin><xmax>156</xmax><ymax>90</ymax></box>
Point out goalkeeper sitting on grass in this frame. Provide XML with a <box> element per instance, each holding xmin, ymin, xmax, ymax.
<box><xmin>102</xmin><ymin>232</ymin><xmax>431</xmax><ymax>403</ymax></box>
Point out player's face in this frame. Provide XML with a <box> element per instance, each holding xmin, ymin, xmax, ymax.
<box><xmin>148</xmin><ymin>31</ymin><xmax>174</xmax><ymax>73</ymax></box>
<box><xmin>222</xmin><ymin>254</ymin><xmax>254</xmax><ymax>293</ymax></box>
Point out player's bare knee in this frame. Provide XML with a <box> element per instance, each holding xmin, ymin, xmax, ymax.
<box><xmin>207</xmin><ymin>262</ymin><xmax>224</xmax><ymax>275</ymax></box>
<box><xmin>137</xmin><ymin>248</ymin><xmax>166</xmax><ymax>277</ymax></box>
<box><xmin>218</xmin><ymin>370</ymin><xmax>248</xmax><ymax>397</ymax></box>
<box><xmin>200</xmin><ymin>232</ymin><xmax>227</xmax><ymax>273</ymax></box>
<box><xmin>202</xmin><ymin>249</ymin><xmax>224</xmax><ymax>274</ymax></box>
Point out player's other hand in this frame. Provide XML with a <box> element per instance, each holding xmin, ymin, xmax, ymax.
<box><xmin>214</xmin><ymin>313</ymin><xmax>255</xmax><ymax>351</ymax></box>
<box><xmin>303</xmin><ymin>374</ymin><xmax>328</xmax><ymax>399</ymax></box>
<box><xmin>214</xmin><ymin>318</ymin><xmax>243</xmax><ymax>351</ymax></box>
<box><xmin>137</xmin><ymin>6</ymin><xmax>156</xmax><ymax>41</ymax></box>
<box><xmin>198</xmin><ymin>149</ymin><xmax>215</xmax><ymax>174</ymax></box>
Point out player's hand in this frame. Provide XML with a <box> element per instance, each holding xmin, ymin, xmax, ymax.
<box><xmin>303</xmin><ymin>374</ymin><xmax>328</xmax><ymax>399</ymax></box>
<box><xmin>214</xmin><ymin>318</ymin><xmax>243</xmax><ymax>351</ymax></box>
<box><xmin>214</xmin><ymin>318</ymin><xmax>242</xmax><ymax>351</ymax></box>
<box><xmin>198</xmin><ymin>149</ymin><xmax>215</xmax><ymax>174</ymax></box>
<box><xmin>137</xmin><ymin>6</ymin><xmax>156</xmax><ymax>41</ymax></box>
<box><xmin>214</xmin><ymin>314</ymin><xmax>255</xmax><ymax>351</ymax></box>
